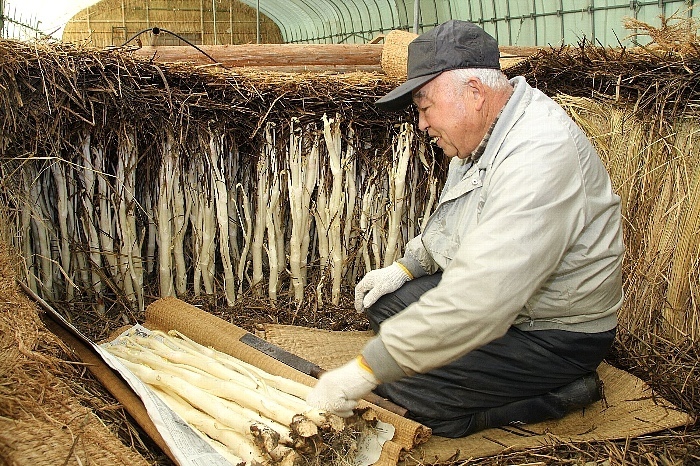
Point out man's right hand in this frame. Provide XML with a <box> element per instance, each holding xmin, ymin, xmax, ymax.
<box><xmin>354</xmin><ymin>263</ymin><xmax>412</xmax><ymax>312</ymax></box>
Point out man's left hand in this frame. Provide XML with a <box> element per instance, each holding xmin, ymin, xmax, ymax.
<box><xmin>306</xmin><ymin>356</ymin><xmax>379</xmax><ymax>417</ymax></box>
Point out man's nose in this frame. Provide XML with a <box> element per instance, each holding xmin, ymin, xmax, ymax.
<box><xmin>417</xmin><ymin>112</ymin><xmax>429</xmax><ymax>132</ymax></box>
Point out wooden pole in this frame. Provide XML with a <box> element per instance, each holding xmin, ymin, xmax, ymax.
<box><xmin>212</xmin><ymin>0</ymin><xmax>217</xmax><ymax>45</ymax></box>
<box><xmin>133</xmin><ymin>43</ymin><xmax>384</xmax><ymax>68</ymax></box>
<box><xmin>200</xmin><ymin>0</ymin><xmax>204</xmax><ymax>44</ymax></box>
<box><xmin>131</xmin><ymin>43</ymin><xmax>539</xmax><ymax>68</ymax></box>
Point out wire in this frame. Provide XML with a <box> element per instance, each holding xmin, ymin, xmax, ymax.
<box><xmin>121</xmin><ymin>26</ymin><xmax>228</xmax><ymax>70</ymax></box>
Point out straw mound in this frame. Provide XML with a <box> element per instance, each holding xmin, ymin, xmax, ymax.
<box><xmin>0</xmin><ymin>242</ymin><xmax>151</xmax><ymax>466</ymax></box>
<box><xmin>506</xmin><ymin>16</ymin><xmax>700</xmax><ymax>120</ymax></box>
<box><xmin>0</xmin><ymin>39</ymin><xmax>400</xmax><ymax>138</ymax></box>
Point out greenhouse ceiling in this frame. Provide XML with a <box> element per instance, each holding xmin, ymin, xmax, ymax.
<box><xmin>238</xmin><ymin>0</ymin><xmax>697</xmax><ymax>47</ymax></box>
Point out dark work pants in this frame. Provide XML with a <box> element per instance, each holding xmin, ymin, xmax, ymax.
<box><xmin>368</xmin><ymin>273</ymin><xmax>616</xmax><ymax>438</ymax></box>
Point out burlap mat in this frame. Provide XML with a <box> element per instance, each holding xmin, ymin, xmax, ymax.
<box><xmin>380</xmin><ymin>29</ymin><xmax>531</xmax><ymax>82</ymax></box>
<box><xmin>144</xmin><ymin>297</ymin><xmax>431</xmax><ymax>466</ymax></box>
<box><xmin>262</xmin><ymin>324</ymin><xmax>695</xmax><ymax>464</ymax></box>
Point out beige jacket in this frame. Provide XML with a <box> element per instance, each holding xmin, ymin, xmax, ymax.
<box><xmin>364</xmin><ymin>77</ymin><xmax>624</xmax><ymax>383</ymax></box>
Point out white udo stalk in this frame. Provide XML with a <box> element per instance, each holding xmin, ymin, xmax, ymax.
<box><xmin>235</xmin><ymin>184</ymin><xmax>253</xmax><ymax>295</ymax></box>
<box><xmin>113</xmin><ymin>344</ymin><xmax>307</xmax><ymax>433</ymax></box>
<box><xmin>187</xmin><ymin>157</ymin><xmax>215</xmax><ymax>296</ymax></box>
<box><xmin>200</xmin><ymin>175</ymin><xmax>217</xmax><ymax>295</ymax></box>
<box><xmin>171</xmin><ymin>141</ymin><xmax>188</xmax><ymax>298</ymax></box>
<box><xmin>186</xmin><ymin>163</ymin><xmax>203</xmax><ymax>296</ymax></box>
<box><xmin>158</xmin><ymin>331</ymin><xmax>337</xmax><ymax>430</ymax></box>
<box><xmin>79</xmin><ymin>134</ymin><xmax>105</xmax><ymax>314</ymax></box>
<box><xmin>384</xmin><ymin>123</ymin><xmax>413</xmax><ymax>266</ymax></box>
<box><xmin>372</xmin><ymin>175</ymin><xmax>387</xmax><ymax>270</ymax></box>
<box><xmin>252</xmin><ymin>126</ymin><xmax>271</xmax><ymax>296</ymax></box>
<box><xmin>210</xmin><ymin>132</ymin><xmax>236</xmax><ymax>305</ymax></box>
<box><xmin>287</xmin><ymin>122</ymin><xmax>320</xmax><ymax>303</ymax></box>
<box><xmin>69</xmin><ymin>188</ymin><xmax>88</xmax><ymax>295</ymax></box>
<box><xmin>27</xmin><ymin>168</ymin><xmax>54</xmax><ymax>300</ymax></box>
<box><xmin>157</xmin><ymin>131</ymin><xmax>175</xmax><ymax>297</ymax></box>
<box><xmin>116</xmin><ymin>127</ymin><xmax>144</xmax><ymax>311</ymax></box>
<box><xmin>322</xmin><ymin>114</ymin><xmax>346</xmax><ymax>305</ymax></box>
<box><xmin>343</xmin><ymin>124</ymin><xmax>358</xmax><ymax>282</ymax></box>
<box><xmin>264</xmin><ymin>126</ymin><xmax>282</xmax><ymax>303</ymax></box>
<box><xmin>273</xmin><ymin>183</ymin><xmax>285</xmax><ymax>301</ymax></box>
<box><xmin>120</xmin><ymin>334</ymin><xmax>258</xmax><ymax>389</ymax></box>
<box><xmin>225</xmin><ymin>151</ymin><xmax>241</xmax><ymax>282</ymax></box>
<box><xmin>67</xmin><ymin>166</ymin><xmax>80</xmax><ymax>295</ymax></box>
<box><xmin>153</xmin><ymin>388</ymin><xmax>252</xmax><ymax>466</ymax></box>
<box><xmin>50</xmin><ymin>159</ymin><xmax>72</xmax><ymax>301</ymax></box>
<box><xmin>266</xmin><ymin>178</ymin><xmax>281</xmax><ymax>304</ymax></box>
<box><xmin>166</xmin><ymin>330</ymin><xmax>313</xmax><ymax>400</ymax></box>
<box><xmin>300</xmin><ymin>134</ymin><xmax>319</xmax><ymax>293</ymax></box>
<box><xmin>119</xmin><ymin>358</ymin><xmax>291</xmax><ymax>446</ymax></box>
<box><xmin>417</xmin><ymin>141</ymin><xmax>437</xmax><ymax>233</ymax></box>
<box><xmin>315</xmin><ymin>185</ymin><xmax>330</xmax><ymax>262</ymax></box>
<box><xmin>144</xmin><ymin>191</ymin><xmax>157</xmax><ymax>276</ymax></box>
<box><xmin>95</xmin><ymin>145</ymin><xmax>118</xmax><ymax>282</ymax></box>
<box><xmin>360</xmin><ymin>181</ymin><xmax>377</xmax><ymax>273</ymax></box>
<box><xmin>287</xmin><ymin>118</ymin><xmax>305</xmax><ymax>303</ymax></box>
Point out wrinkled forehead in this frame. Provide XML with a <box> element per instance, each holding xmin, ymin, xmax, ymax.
<box><xmin>412</xmin><ymin>71</ymin><xmax>454</xmax><ymax>104</ymax></box>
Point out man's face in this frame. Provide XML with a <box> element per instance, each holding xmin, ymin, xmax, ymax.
<box><xmin>413</xmin><ymin>72</ymin><xmax>487</xmax><ymax>159</ymax></box>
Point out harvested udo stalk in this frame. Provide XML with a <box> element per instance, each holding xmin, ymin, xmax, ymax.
<box><xmin>105</xmin><ymin>329</ymin><xmax>381</xmax><ymax>465</ymax></box>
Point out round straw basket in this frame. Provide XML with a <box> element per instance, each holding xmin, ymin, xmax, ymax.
<box><xmin>380</xmin><ymin>29</ymin><xmax>418</xmax><ymax>81</ymax></box>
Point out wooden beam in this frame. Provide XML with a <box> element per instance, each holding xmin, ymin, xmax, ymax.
<box><xmin>132</xmin><ymin>43</ymin><xmax>384</xmax><ymax>68</ymax></box>
<box><xmin>129</xmin><ymin>43</ymin><xmax>539</xmax><ymax>73</ymax></box>
<box><xmin>498</xmin><ymin>45</ymin><xmax>544</xmax><ymax>57</ymax></box>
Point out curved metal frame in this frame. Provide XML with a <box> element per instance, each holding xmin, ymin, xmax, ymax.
<box><xmin>236</xmin><ymin>0</ymin><xmax>696</xmax><ymax>45</ymax></box>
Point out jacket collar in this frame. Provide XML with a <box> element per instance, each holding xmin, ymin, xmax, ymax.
<box><xmin>477</xmin><ymin>76</ymin><xmax>533</xmax><ymax>171</ymax></box>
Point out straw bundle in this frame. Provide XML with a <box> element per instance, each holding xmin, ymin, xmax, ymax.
<box><xmin>380</xmin><ymin>29</ymin><xmax>418</xmax><ymax>81</ymax></box>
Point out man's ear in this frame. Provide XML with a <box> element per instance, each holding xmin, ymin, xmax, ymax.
<box><xmin>466</xmin><ymin>77</ymin><xmax>486</xmax><ymax>111</ymax></box>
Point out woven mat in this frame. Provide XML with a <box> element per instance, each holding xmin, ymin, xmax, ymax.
<box><xmin>263</xmin><ymin>324</ymin><xmax>694</xmax><ymax>463</ymax></box>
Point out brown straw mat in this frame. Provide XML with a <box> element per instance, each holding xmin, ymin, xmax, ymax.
<box><xmin>144</xmin><ymin>297</ymin><xmax>431</xmax><ymax>466</ymax></box>
<box><xmin>262</xmin><ymin>323</ymin><xmax>694</xmax><ymax>464</ymax></box>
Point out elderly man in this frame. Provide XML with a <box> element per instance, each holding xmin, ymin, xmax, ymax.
<box><xmin>307</xmin><ymin>20</ymin><xmax>624</xmax><ymax>438</ymax></box>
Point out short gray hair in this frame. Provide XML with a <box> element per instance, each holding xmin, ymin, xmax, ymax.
<box><xmin>450</xmin><ymin>68</ymin><xmax>511</xmax><ymax>92</ymax></box>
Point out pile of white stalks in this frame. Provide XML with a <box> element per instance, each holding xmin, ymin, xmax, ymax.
<box><xmin>106</xmin><ymin>330</ymin><xmax>378</xmax><ymax>466</ymax></box>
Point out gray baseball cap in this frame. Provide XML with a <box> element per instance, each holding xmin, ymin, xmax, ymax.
<box><xmin>376</xmin><ymin>20</ymin><xmax>501</xmax><ymax>111</ymax></box>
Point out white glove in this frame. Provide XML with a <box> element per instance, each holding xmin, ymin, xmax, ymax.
<box><xmin>354</xmin><ymin>263</ymin><xmax>411</xmax><ymax>312</ymax></box>
<box><xmin>306</xmin><ymin>357</ymin><xmax>379</xmax><ymax>417</ymax></box>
